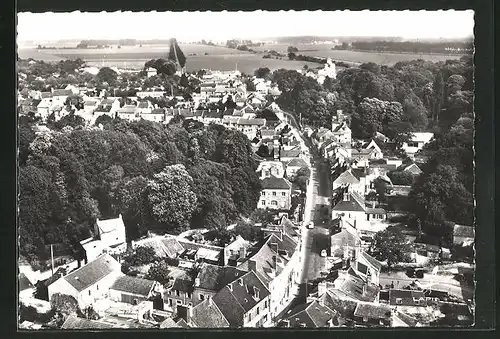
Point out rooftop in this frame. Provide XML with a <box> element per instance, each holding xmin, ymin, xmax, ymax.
<box><xmin>196</xmin><ymin>264</ymin><xmax>246</xmax><ymax>292</ymax></box>
<box><xmin>261</xmin><ymin>176</ymin><xmax>292</xmax><ymax>190</ymax></box>
<box><xmin>62</xmin><ymin>253</ymin><xmax>121</xmax><ymax>292</ymax></box>
<box><xmin>61</xmin><ymin>316</ymin><xmax>115</xmax><ymax>329</ymax></box>
<box><xmin>110</xmin><ymin>275</ymin><xmax>156</xmax><ymax>297</ymax></box>
<box><xmin>453</xmin><ymin>225</ymin><xmax>475</xmax><ymax>238</ymax></box>
<box><xmin>354</xmin><ymin>303</ymin><xmax>391</xmax><ymax>319</ymax></box>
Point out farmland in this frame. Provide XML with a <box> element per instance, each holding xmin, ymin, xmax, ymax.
<box><xmin>17</xmin><ymin>42</ymin><xmax>467</xmax><ymax>73</ymax></box>
<box><xmin>17</xmin><ymin>44</ymin><xmax>320</xmax><ymax>73</ymax></box>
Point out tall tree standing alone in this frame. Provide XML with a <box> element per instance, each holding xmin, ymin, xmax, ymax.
<box><xmin>168</xmin><ymin>38</ymin><xmax>187</xmax><ymax>74</ymax></box>
<box><xmin>432</xmin><ymin>72</ymin><xmax>445</xmax><ymax>121</ymax></box>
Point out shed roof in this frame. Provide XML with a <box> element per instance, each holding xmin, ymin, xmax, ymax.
<box><xmin>63</xmin><ymin>254</ymin><xmax>121</xmax><ymax>292</ymax></box>
<box><xmin>110</xmin><ymin>275</ymin><xmax>155</xmax><ymax>297</ymax></box>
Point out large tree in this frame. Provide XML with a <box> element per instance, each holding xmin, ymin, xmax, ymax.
<box><xmin>371</xmin><ymin>227</ymin><xmax>412</xmax><ymax>268</ymax></box>
<box><xmin>147</xmin><ymin>164</ymin><xmax>198</xmax><ymax>233</ymax></box>
<box><xmin>96</xmin><ymin>67</ymin><xmax>118</xmax><ymax>86</ymax></box>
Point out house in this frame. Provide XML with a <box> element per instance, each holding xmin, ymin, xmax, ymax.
<box><xmin>47</xmin><ymin>254</ymin><xmax>123</xmax><ymax>309</ymax></box>
<box><xmin>321</xmin><ymin>266</ymin><xmax>380</xmax><ymax>303</ymax></box>
<box><xmin>314</xmin><ymin>127</ymin><xmax>335</xmax><ymax>147</ymax></box>
<box><xmin>98</xmin><ymin>98</ymin><xmax>121</xmax><ymax>114</ymax></box>
<box><xmin>36</xmin><ymin>98</ymin><xmax>54</xmax><ymax>117</ymax></box>
<box><xmin>146</xmin><ymin>67</ymin><xmax>157</xmax><ymax>78</ymax></box>
<box><xmin>19</xmin><ymin>273</ymin><xmax>35</xmax><ymax>301</ymax></box>
<box><xmin>131</xmin><ymin>236</ymin><xmax>185</xmax><ymax>259</ymax></box>
<box><xmin>200</xmin><ymin>110</ymin><xmax>223</xmax><ymax>124</ymax></box>
<box><xmin>192</xmin><ymin>264</ymin><xmax>247</xmax><ymax>306</ymax></box>
<box><xmin>176</xmin><ymin>238</ymin><xmax>224</xmax><ymax>265</ymax></box>
<box><xmin>354</xmin><ymin>251</ymin><xmax>382</xmax><ymax>286</ymax></box>
<box><xmin>389</xmin><ymin>289</ymin><xmax>427</xmax><ymax>307</ymax></box>
<box><xmin>330</xmin><ymin>218</ymin><xmax>362</xmax><ymax>260</ymax></box>
<box><xmin>402</xmin><ymin>132</ymin><xmax>434</xmax><ymax>158</ymax></box>
<box><xmin>116</xmin><ymin>105</ymin><xmax>140</xmax><ymax>121</ymax></box>
<box><xmin>332</xmin><ymin>169</ymin><xmax>366</xmax><ymax>197</ymax></box>
<box><xmin>83</xmin><ymin>98</ymin><xmax>101</xmax><ymax>114</ymax></box>
<box><xmin>189</xmin><ymin>270</ymin><xmax>271</xmax><ymax>328</ymax></box>
<box><xmin>281</xmin><ymin>300</ymin><xmax>339</xmax><ymax>328</ymax></box>
<box><xmin>164</xmin><ymin>274</ymin><xmax>195</xmax><ymax>311</ymax></box>
<box><xmin>236</xmin><ymin>231</ymin><xmax>300</xmax><ymax>322</ymax></box>
<box><xmin>51</xmin><ymin>89</ymin><xmax>72</xmax><ymax>105</ymax></box>
<box><xmin>109</xmin><ymin>275</ymin><xmax>163</xmax><ymax>305</ymax></box>
<box><xmin>453</xmin><ymin>225</ymin><xmax>475</xmax><ymax>246</ymax></box>
<box><xmin>331</xmin><ymin>118</ymin><xmax>352</xmax><ymax>144</ymax></box>
<box><xmin>353</xmin><ymin>303</ymin><xmax>392</xmax><ymax>326</ymax></box>
<box><xmin>331</xmin><ymin>192</ymin><xmax>387</xmax><ymax>231</ymax></box>
<box><xmin>258</xmin><ymin>176</ymin><xmax>292</xmax><ymax>210</ymax></box>
<box><xmin>142</xmin><ymin>108</ymin><xmax>167</xmax><ymax>123</ymax></box>
<box><xmin>279</xmin><ymin>146</ymin><xmax>303</xmax><ymax>162</ymax></box>
<box><xmin>224</xmin><ymin>235</ymin><xmax>252</xmax><ymax>266</ymax></box>
<box><xmin>79</xmin><ymin>215</ymin><xmax>127</xmax><ymax>263</ymax></box>
<box><xmin>364</xmin><ymin>139</ymin><xmax>384</xmax><ymax>159</ymax></box>
<box><xmin>284</xmin><ymin>158</ymin><xmax>309</xmax><ymax>178</ymax></box>
<box><xmin>403</xmin><ymin>163</ymin><xmax>423</xmax><ymax>175</ymax></box>
<box><xmin>137</xmin><ymin>101</ymin><xmax>154</xmax><ymax>114</ymax></box>
<box><xmin>235</xmin><ymin>118</ymin><xmax>267</xmax><ymax>140</ymax></box>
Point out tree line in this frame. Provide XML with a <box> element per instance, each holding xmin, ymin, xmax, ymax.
<box><xmin>18</xmin><ymin>116</ymin><xmax>262</xmax><ymax>265</ymax></box>
<box><xmin>335</xmin><ymin>40</ymin><xmax>473</xmax><ymax>55</ymax></box>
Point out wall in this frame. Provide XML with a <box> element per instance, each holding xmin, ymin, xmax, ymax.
<box><xmin>332</xmin><ymin>211</ymin><xmax>366</xmax><ymax>229</ymax></box>
<box><xmin>243</xmin><ymin>295</ymin><xmax>271</xmax><ymax>328</ymax></box>
<box><xmin>258</xmin><ymin>189</ymin><xmax>291</xmax><ymax>210</ymax></box>
<box><xmin>78</xmin><ymin>270</ymin><xmax>124</xmax><ymax>308</ymax></box>
<box><xmin>100</xmin><ymin>228</ymin><xmax>126</xmax><ymax>248</ymax></box>
<box><xmin>109</xmin><ymin>289</ymin><xmax>150</xmax><ymax>305</ymax></box>
<box><xmin>47</xmin><ymin>279</ymin><xmax>79</xmax><ymax>306</ymax></box>
<box><xmin>192</xmin><ymin>287</ymin><xmax>218</xmax><ymax>307</ymax></box>
<box><xmin>164</xmin><ymin>288</ymin><xmax>194</xmax><ymax>311</ymax></box>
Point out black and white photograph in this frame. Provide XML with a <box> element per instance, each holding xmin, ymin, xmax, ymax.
<box><xmin>17</xmin><ymin>10</ymin><xmax>476</xmax><ymax>329</ymax></box>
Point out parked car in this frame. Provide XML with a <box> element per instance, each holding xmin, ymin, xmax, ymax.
<box><xmin>306</xmin><ymin>221</ymin><xmax>314</xmax><ymax>229</ymax></box>
<box><xmin>406</xmin><ymin>267</ymin><xmax>425</xmax><ymax>279</ymax></box>
<box><xmin>320</xmin><ymin>249</ymin><xmax>327</xmax><ymax>257</ymax></box>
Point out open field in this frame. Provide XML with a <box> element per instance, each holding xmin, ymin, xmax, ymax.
<box><xmin>298</xmin><ymin>49</ymin><xmax>465</xmax><ymax>65</ymax></box>
<box><xmin>18</xmin><ymin>44</ymin><xmax>320</xmax><ymax>73</ymax></box>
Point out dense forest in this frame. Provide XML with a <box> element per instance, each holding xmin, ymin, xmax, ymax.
<box><xmin>18</xmin><ymin>116</ymin><xmax>262</xmax><ymax>263</ymax></box>
<box><xmin>335</xmin><ymin>40</ymin><xmax>473</xmax><ymax>54</ymax></box>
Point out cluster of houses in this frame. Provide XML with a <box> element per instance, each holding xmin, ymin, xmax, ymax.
<box><xmin>20</xmin><ymin>211</ymin><xmax>304</xmax><ymax>329</ymax></box>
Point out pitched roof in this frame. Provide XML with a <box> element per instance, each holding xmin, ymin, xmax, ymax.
<box><xmin>62</xmin><ymin>254</ymin><xmax>121</xmax><ymax>292</ymax></box>
<box><xmin>138</xmin><ymin>101</ymin><xmax>150</xmax><ymax>108</ymax></box>
<box><xmin>286</xmin><ymin>158</ymin><xmax>308</xmax><ymax>168</ymax></box>
<box><xmin>280</xmin><ymin>147</ymin><xmax>301</xmax><ymax>158</ymax></box>
<box><xmin>212</xmin><ymin>271</ymin><xmax>270</xmax><ymax>326</ymax></box>
<box><xmin>175</xmin><ymin>318</ymin><xmax>189</xmax><ymax>328</ymax></box>
<box><xmin>61</xmin><ymin>316</ymin><xmax>114</xmax><ymax>329</ymax></box>
<box><xmin>110</xmin><ymin>275</ymin><xmax>155</xmax><ymax>297</ymax></box>
<box><xmin>196</xmin><ymin>264</ymin><xmax>246</xmax><ymax>292</ymax></box>
<box><xmin>285</xmin><ymin>300</ymin><xmax>338</xmax><ymax>327</ymax></box>
<box><xmin>333</xmin><ymin>169</ymin><xmax>360</xmax><ymax>186</ymax></box>
<box><xmin>52</xmin><ymin>89</ymin><xmax>72</xmax><ymax>96</ymax></box>
<box><xmin>354</xmin><ymin>303</ymin><xmax>391</xmax><ymax>319</ymax></box>
<box><xmin>161</xmin><ymin>237</ymin><xmax>185</xmax><ymax>258</ymax></box>
<box><xmin>261</xmin><ymin>176</ymin><xmax>292</xmax><ymax>190</ymax></box>
<box><xmin>19</xmin><ymin>273</ymin><xmax>34</xmax><ymax>291</ymax></box>
<box><xmin>404</xmin><ymin>163</ymin><xmax>422</xmax><ymax>175</ymax></box>
<box><xmin>96</xmin><ymin>215</ymin><xmax>124</xmax><ymax>234</ymax></box>
<box><xmin>330</xmin><ymin>227</ymin><xmax>361</xmax><ymax>249</ymax></box>
<box><xmin>237</xmin><ymin>118</ymin><xmax>266</xmax><ymax>126</ymax></box>
<box><xmin>389</xmin><ymin>289</ymin><xmax>426</xmax><ymax>306</ymax></box>
<box><xmin>190</xmin><ymin>298</ymin><xmax>231</xmax><ymax>328</ymax></box>
<box><xmin>358</xmin><ymin>251</ymin><xmax>382</xmax><ymax>271</ymax></box>
<box><xmin>171</xmin><ymin>278</ymin><xmax>193</xmax><ymax>293</ymax></box>
<box><xmin>453</xmin><ymin>225</ymin><xmax>475</xmax><ymax>238</ymax></box>
<box><xmin>117</xmin><ymin>105</ymin><xmax>138</xmax><ymax>114</ymax></box>
<box><xmin>159</xmin><ymin>318</ymin><xmax>181</xmax><ymax>328</ymax></box>
<box><xmin>332</xmin><ymin>192</ymin><xmax>366</xmax><ymax>212</ymax></box>
<box><xmin>334</xmin><ymin>269</ymin><xmax>380</xmax><ymax>302</ymax></box>
<box><xmin>41</xmin><ymin>92</ymin><xmax>52</xmax><ymax>98</ymax></box>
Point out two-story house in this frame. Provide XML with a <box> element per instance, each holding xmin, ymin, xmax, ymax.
<box><xmin>236</xmin><ymin>230</ymin><xmax>300</xmax><ymax>324</ymax></box>
<box><xmin>235</xmin><ymin>118</ymin><xmax>267</xmax><ymax>140</ymax></box>
<box><xmin>332</xmin><ymin>168</ymin><xmax>367</xmax><ymax>197</ymax></box>
<box><xmin>80</xmin><ymin>214</ymin><xmax>127</xmax><ymax>263</ymax></box>
<box><xmin>109</xmin><ymin>275</ymin><xmax>164</xmax><ymax>305</ymax></box>
<box><xmin>353</xmin><ymin>303</ymin><xmax>392</xmax><ymax>327</ymax></box>
<box><xmin>188</xmin><ymin>270</ymin><xmax>271</xmax><ymax>328</ymax></box>
<box><xmin>331</xmin><ymin>192</ymin><xmax>387</xmax><ymax>232</ymax></box>
<box><xmin>47</xmin><ymin>253</ymin><xmax>123</xmax><ymax>309</ymax></box>
<box><xmin>258</xmin><ymin>176</ymin><xmax>292</xmax><ymax>210</ymax></box>
<box><xmin>116</xmin><ymin>105</ymin><xmax>140</xmax><ymax>121</ymax></box>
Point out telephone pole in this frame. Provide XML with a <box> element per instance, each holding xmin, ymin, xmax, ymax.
<box><xmin>50</xmin><ymin>244</ymin><xmax>55</xmax><ymax>275</ymax></box>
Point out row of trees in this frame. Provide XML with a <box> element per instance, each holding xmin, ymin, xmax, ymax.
<box><xmin>19</xmin><ymin>116</ymin><xmax>262</xmax><ymax>262</ymax></box>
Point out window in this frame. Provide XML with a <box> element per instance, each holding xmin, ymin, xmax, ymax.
<box><xmin>261</xmin><ymin>192</ymin><xmax>265</xmax><ymax>196</ymax></box>
<box><xmin>96</xmin><ymin>285</ymin><xmax>99</xmax><ymax>291</ymax></box>
<box><xmin>199</xmin><ymin>294</ymin><xmax>205</xmax><ymax>301</ymax></box>
<box><xmin>272</xmin><ymin>191</ymin><xmax>277</xmax><ymax>196</ymax></box>
<box><xmin>188</xmin><ymin>302</ymin><xmax>193</xmax><ymax>306</ymax></box>
<box><xmin>363</xmin><ymin>317</ymin><xmax>368</xmax><ymax>322</ymax></box>
<box><xmin>281</xmin><ymin>192</ymin><xmax>286</xmax><ymax>196</ymax></box>
<box><xmin>407</xmin><ymin>141</ymin><xmax>419</xmax><ymax>148</ymax></box>
<box><xmin>261</xmin><ymin>201</ymin><xmax>266</xmax><ymax>206</ymax></box>
<box><xmin>176</xmin><ymin>290</ymin><xmax>180</xmax><ymax>297</ymax></box>
<box><xmin>396</xmin><ymin>298</ymin><xmax>402</xmax><ymax>304</ymax></box>
<box><xmin>187</xmin><ymin>292</ymin><xmax>192</xmax><ymax>299</ymax></box>
<box><xmin>89</xmin><ymin>290</ymin><xmax>91</xmax><ymax>296</ymax></box>
<box><xmin>248</xmin><ymin>313</ymin><xmax>252</xmax><ymax>322</ymax></box>
<box><xmin>271</xmin><ymin>201</ymin><xmax>277</xmax><ymax>206</ymax></box>
<box><xmin>177</xmin><ymin>300</ymin><xmax>182</xmax><ymax>305</ymax></box>
<box><xmin>169</xmin><ymin>299</ymin><xmax>173</xmax><ymax>306</ymax></box>
<box><xmin>257</xmin><ymin>307</ymin><xmax>260</xmax><ymax>315</ymax></box>
<box><xmin>264</xmin><ymin>300</ymin><xmax>267</xmax><ymax>308</ymax></box>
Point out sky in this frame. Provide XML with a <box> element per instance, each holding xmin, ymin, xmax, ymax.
<box><xmin>17</xmin><ymin>10</ymin><xmax>475</xmax><ymax>42</ymax></box>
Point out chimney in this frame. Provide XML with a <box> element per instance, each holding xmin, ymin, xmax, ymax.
<box><xmin>238</xmin><ymin>278</ymin><xmax>243</xmax><ymax>286</ymax></box>
<box><xmin>248</xmin><ymin>259</ymin><xmax>257</xmax><ymax>272</ymax></box>
<box><xmin>187</xmin><ymin>304</ymin><xmax>193</xmax><ymax>322</ymax></box>
<box><xmin>283</xmin><ymin>319</ymin><xmax>290</xmax><ymax>328</ymax></box>
<box><xmin>362</xmin><ymin>283</ymin><xmax>367</xmax><ymax>296</ymax></box>
<box><xmin>372</xmin><ymin>201</ymin><xmax>376</xmax><ymax>209</ymax></box>
<box><xmin>239</xmin><ymin>246</ymin><xmax>247</xmax><ymax>260</ymax></box>
<box><xmin>272</xmin><ymin>255</ymin><xmax>278</xmax><ymax>270</ymax></box>
<box><xmin>228</xmin><ymin>283</ymin><xmax>233</xmax><ymax>292</ymax></box>
<box><xmin>343</xmin><ymin>193</ymin><xmax>349</xmax><ymax>201</ymax></box>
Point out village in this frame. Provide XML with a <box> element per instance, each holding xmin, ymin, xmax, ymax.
<box><xmin>18</xmin><ymin>52</ymin><xmax>475</xmax><ymax>330</ymax></box>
